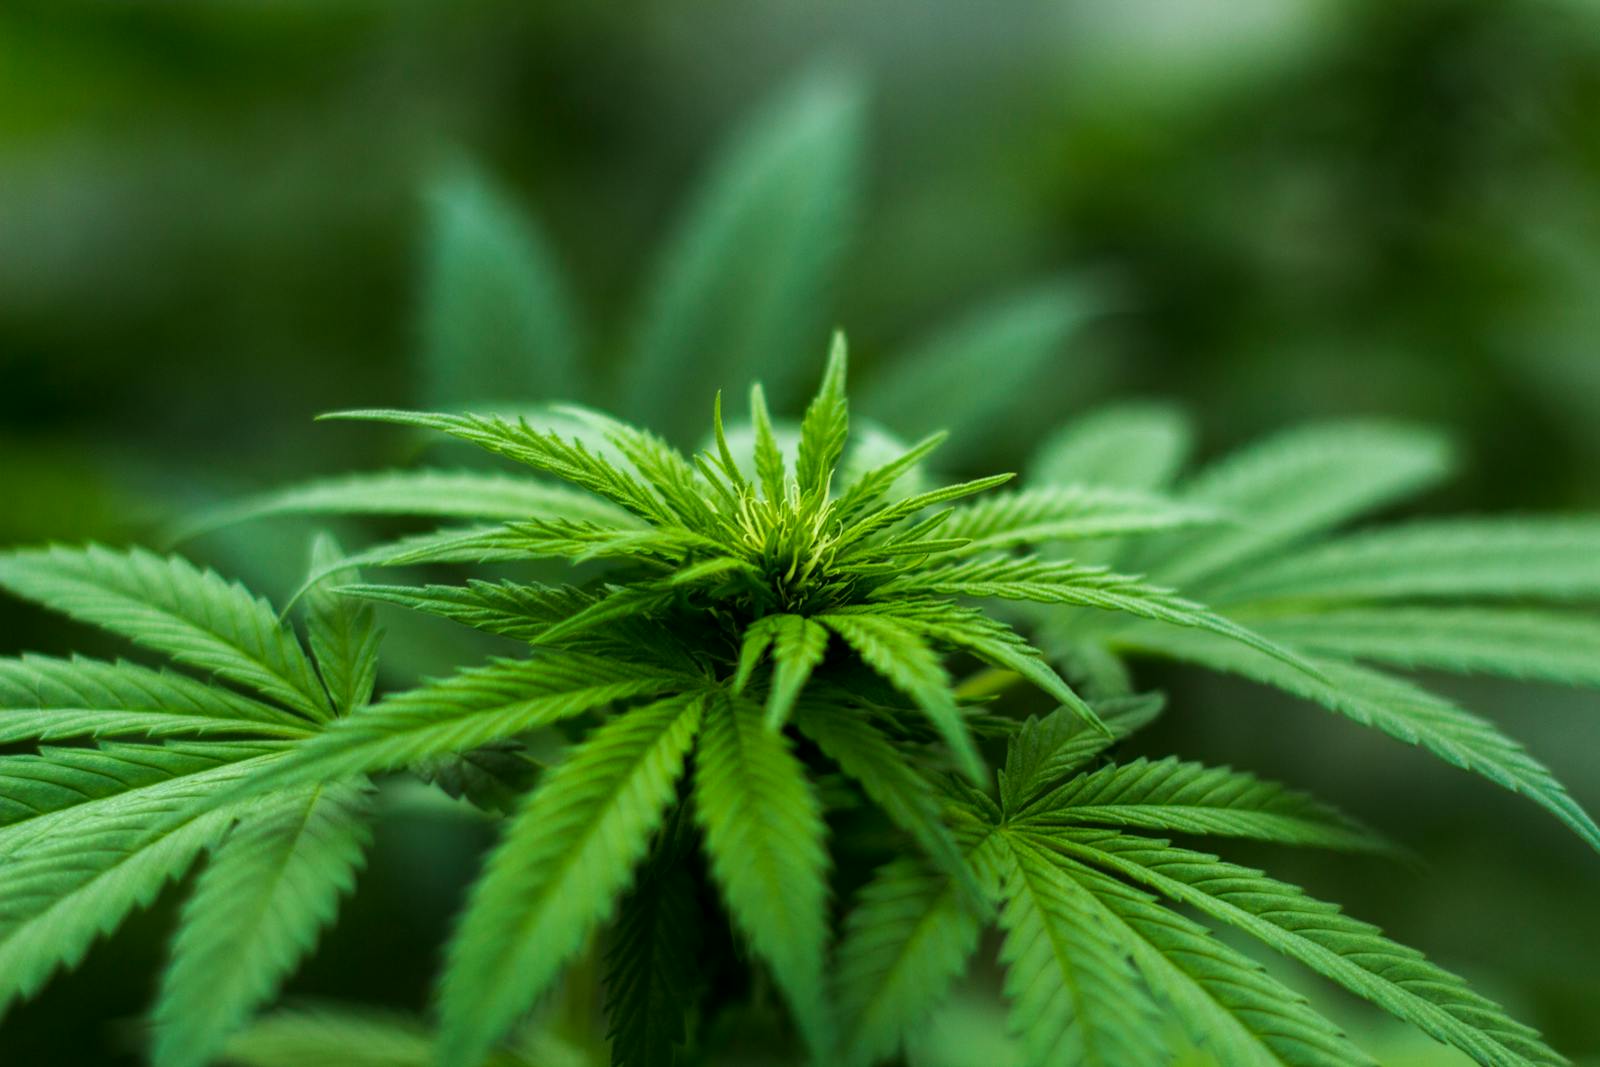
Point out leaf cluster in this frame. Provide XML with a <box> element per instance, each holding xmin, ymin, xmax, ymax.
<box><xmin>4</xmin><ymin>341</ymin><xmax>1596</xmax><ymax>1067</ymax></box>
<box><xmin>0</xmin><ymin>537</ymin><xmax>379</xmax><ymax>1067</ymax></box>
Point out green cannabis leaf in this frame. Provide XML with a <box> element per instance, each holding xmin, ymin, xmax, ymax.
<box><xmin>1032</xmin><ymin>411</ymin><xmax>1600</xmax><ymax>852</ymax></box>
<box><xmin>0</xmin><ymin>536</ymin><xmax>380</xmax><ymax>1067</ymax></box>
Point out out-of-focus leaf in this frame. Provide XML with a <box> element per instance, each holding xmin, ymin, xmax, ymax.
<box><xmin>861</xmin><ymin>279</ymin><xmax>1101</xmax><ymax>459</ymax></box>
<box><xmin>418</xmin><ymin>162</ymin><xmax>584</xmax><ymax>409</ymax></box>
<box><xmin>621</xmin><ymin>64</ymin><xmax>865</xmax><ymax>441</ymax></box>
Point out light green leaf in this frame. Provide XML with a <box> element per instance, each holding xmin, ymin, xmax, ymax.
<box><xmin>531</xmin><ymin>564</ymin><xmax>752</xmax><ymax>648</ymax></box>
<box><xmin>0</xmin><ymin>743</ymin><xmax>279</xmax><ymax>858</ymax></box>
<box><xmin>881</xmin><ymin>557</ymin><xmax>1312</xmax><ymax>679</ymax></box>
<box><xmin>222</xmin><ymin>1008</ymin><xmax>435</xmax><ymax>1067</ymax></box>
<box><xmin>0</xmin><ymin>775</ymin><xmax>249</xmax><ymax>1016</ymax></box>
<box><xmin>763</xmin><ymin>614</ymin><xmax>829</xmax><ymax>729</ymax></box>
<box><xmin>152</xmin><ymin>782</ymin><xmax>374</xmax><ymax>1067</ymax></box>
<box><xmin>436</xmin><ymin>694</ymin><xmax>703</xmax><ymax>1067</ymax></box>
<box><xmin>1019</xmin><ymin>757</ymin><xmax>1384</xmax><ymax>852</ymax></box>
<box><xmin>1114</xmin><ymin>629</ymin><xmax>1600</xmax><ymax>855</ymax></box>
<box><xmin>1058</xmin><ymin>831</ymin><xmax>1564</xmax><ymax>1067</ymax></box>
<box><xmin>694</xmin><ymin>693</ymin><xmax>832</xmax><ymax>1055</ymax></box>
<box><xmin>935</xmin><ymin>486</ymin><xmax>1220</xmax><ymax>553</ymax></box>
<box><xmin>320</xmin><ymin>411</ymin><xmax>674</xmax><ymax>526</ymax></box>
<box><xmin>837</xmin><ymin>473</ymin><xmax>1014</xmax><ymax>553</ymax></box>
<box><xmin>221</xmin><ymin>1007</ymin><xmax>545</xmax><ymax>1067</ymax></box>
<box><xmin>0</xmin><ymin>655</ymin><xmax>310</xmax><ymax>744</ymax></box>
<box><xmin>217</xmin><ymin>654</ymin><xmax>689</xmax><ymax>798</ymax></box>
<box><xmin>731</xmin><ymin>616</ymin><xmax>780</xmax><ymax>695</ymax></box>
<box><xmin>998</xmin><ymin>694</ymin><xmax>1165</xmax><ymax>813</ymax></box>
<box><xmin>854</xmin><ymin>600</ymin><xmax>1106</xmax><ymax>736</ymax></box>
<box><xmin>554</xmin><ymin>405</ymin><xmax>725</xmax><ymax>531</ymax></box>
<box><xmin>339</xmin><ymin>580</ymin><xmax>592</xmax><ymax>644</ymax></box>
<box><xmin>795</xmin><ymin>332</ymin><xmax>851</xmax><ymax>503</ymax></box>
<box><xmin>1252</xmin><ymin>607</ymin><xmax>1600</xmax><ymax>687</ymax></box>
<box><xmin>749</xmin><ymin>383</ymin><xmax>789</xmax><ymax>501</ymax></box>
<box><xmin>168</xmin><ymin>468</ymin><xmax>634</xmax><ymax>545</ymax></box>
<box><xmin>794</xmin><ymin>700</ymin><xmax>978</xmax><ymax>900</ymax></box>
<box><xmin>708</xmin><ymin>391</ymin><xmax>750</xmax><ymax>493</ymax></box>
<box><xmin>1034</xmin><ymin>840</ymin><xmax>1372</xmax><ymax>1067</ymax></box>
<box><xmin>834</xmin><ymin>427</ymin><xmax>943</xmax><ymax>522</ymax></box>
<box><xmin>1026</xmin><ymin>404</ymin><xmax>1197</xmax><ymax>572</ymax></box>
<box><xmin>285</xmin><ymin>526</ymin><xmax>514</xmax><ymax>604</ymax></box>
<box><xmin>834</xmin><ymin>854</ymin><xmax>990</xmax><ymax>1067</ymax></box>
<box><xmin>819</xmin><ymin>612</ymin><xmax>984</xmax><ymax>783</ymax></box>
<box><xmin>0</xmin><ymin>545</ymin><xmax>331</xmax><ymax>721</ymax></box>
<box><xmin>305</xmin><ymin>535</ymin><xmax>381</xmax><ymax>715</ymax></box>
<box><xmin>341</xmin><ymin>580</ymin><xmax>696</xmax><ymax>671</ymax></box>
<box><xmin>1032</xmin><ymin>625</ymin><xmax>1137</xmax><ymax>701</ymax></box>
<box><xmin>995</xmin><ymin>833</ymin><xmax>1167</xmax><ymax>1067</ymax></box>
<box><xmin>378</xmin><ymin>519</ymin><xmax>721</xmax><ymax>568</ymax></box>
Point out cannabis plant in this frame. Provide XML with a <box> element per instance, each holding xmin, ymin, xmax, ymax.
<box><xmin>136</xmin><ymin>64</ymin><xmax>1096</xmax><ymax>672</ymax></box>
<box><xmin>2</xmin><ymin>335</ymin><xmax>1597</xmax><ymax>1067</ymax></box>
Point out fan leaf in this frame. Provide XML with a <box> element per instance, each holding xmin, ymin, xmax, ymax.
<box><xmin>693</xmin><ymin>693</ymin><xmax>832</xmax><ymax>1056</ymax></box>
<box><xmin>818</xmin><ymin>612</ymin><xmax>984</xmax><ymax>783</ymax></box>
<box><xmin>1253</xmin><ymin>607</ymin><xmax>1600</xmax><ymax>687</ymax></box>
<box><xmin>834</xmin><ymin>852</ymin><xmax>992</xmax><ymax>1067</ymax></box>
<box><xmin>0</xmin><ymin>771</ymin><xmax>253</xmax><ymax>1016</ymax></box>
<box><xmin>1019</xmin><ymin>756</ymin><xmax>1385</xmax><ymax>852</ymax></box>
<box><xmin>436</xmin><ymin>693</ymin><xmax>703</xmax><ymax>1067</ymax></box>
<box><xmin>1117</xmin><ymin>629</ymin><xmax>1600</xmax><ymax>853</ymax></box>
<box><xmin>152</xmin><ymin>781</ymin><xmax>374</xmax><ymax>1067</ymax></box>
<box><xmin>1057</xmin><ymin>831</ymin><xmax>1564</xmax><ymax>1067</ymax></box>
<box><xmin>0</xmin><ymin>545</ymin><xmax>331</xmax><ymax>721</ymax></box>
<box><xmin>994</xmin><ymin>833</ymin><xmax>1167</xmax><ymax>1067</ymax></box>
<box><xmin>304</xmin><ymin>535</ymin><xmax>381</xmax><ymax>716</ymax></box>
<box><xmin>218</xmin><ymin>654</ymin><xmax>689</xmax><ymax>798</ymax></box>
<box><xmin>1029</xmin><ymin>838</ymin><xmax>1373</xmax><ymax>1067</ymax></box>
<box><xmin>170</xmin><ymin>468</ymin><xmax>631</xmax><ymax>544</ymax></box>
<box><xmin>0</xmin><ymin>655</ymin><xmax>310</xmax><ymax>744</ymax></box>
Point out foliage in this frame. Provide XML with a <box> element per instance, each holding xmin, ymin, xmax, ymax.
<box><xmin>0</xmin><ymin>535</ymin><xmax>378</xmax><ymax>1067</ymax></box>
<box><xmin>2</xmin><ymin>339</ymin><xmax>1597</xmax><ymax>1067</ymax></box>
<box><xmin>4</xmin><ymin>46</ymin><xmax>1600</xmax><ymax>1067</ymax></box>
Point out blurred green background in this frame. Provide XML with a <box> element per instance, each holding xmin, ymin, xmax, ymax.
<box><xmin>3</xmin><ymin>0</ymin><xmax>1597</xmax><ymax>1063</ymax></box>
